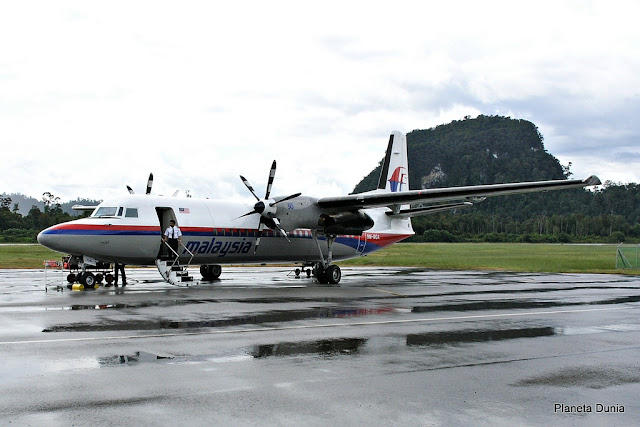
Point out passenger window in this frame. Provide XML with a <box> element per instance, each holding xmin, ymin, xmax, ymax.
<box><xmin>125</xmin><ymin>208</ymin><xmax>139</xmax><ymax>218</ymax></box>
<box><xmin>117</xmin><ymin>207</ymin><xmax>124</xmax><ymax>216</ymax></box>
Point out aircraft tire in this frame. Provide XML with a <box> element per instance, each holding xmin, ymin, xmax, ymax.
<box><xmin>315</xmin><ymin>265</ymin><xmax>328</xmax><ymax>284</ymax></box>
<box><xmin>76</xmin><ymin>272</ymin><xmax>84</xmax><ymax>284</ymax></box>
<box><xmin>200</xmin><ymin>265</ymin><xmax>209</xmax><ymax>279</ymax></box>
<box><xmin>326</xmin><ymin>265</ymin><xmax>341</xmax><ymax>284</ymax></box>
<box><xmin>200</xmin><ymin>265</ymin><xmax>222</xmax><ymax>280</ymax></box>
<box><xmin>66</xmin><ymin>273</ymin><xmax>76</xmax><ymax>283</ymax></box>
<box><xmin>209</xmin><ymin>264</ymin><xmax>222</xmax><ymax>280</ymax></box>
<box><xmin>95</xmin><ymin>273</ymin><xmax>104</xmax><ymax>284</ymax></box>
<box><xmin>82</xmin><ymin>272</ymin><xmax>96</xmax><ymax>287</ymax></box>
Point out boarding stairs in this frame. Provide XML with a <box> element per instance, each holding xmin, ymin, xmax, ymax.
<box><xmin>156</xmin><ymin>241</ymin><xmax>197</xmax><ymax>286</ymax></box>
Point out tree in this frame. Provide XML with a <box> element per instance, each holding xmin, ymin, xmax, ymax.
<box><xmin>0</xmin><ymin>196</ymin><xmax>11</xmax><ymax>211</ymax></box>
<box><xmin>42</xmin><ymin>192</ymin><xmax>61</xmax><ymax>214</ymax></box>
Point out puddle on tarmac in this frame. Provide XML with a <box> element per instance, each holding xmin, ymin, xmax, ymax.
<box><xmin>42</xmin><ymin>306</ymin><xmax>397</xmax><ymax>333</ymax></box>
<box><xmin>97</xmin><ymin>351</ymin><xmax>173</xmax><ymax>366</ymax></box>
<box><xmin>90</xmin><ymin>322</ymin><xmax>609</xmax><ymax>369</ymax></box>
<box><xmin>411</xmin><ymin>294</ymin><xmax>640</xmax><ymax>313</ymax></box>
<box><xmin>406</xmin><ymin>327</ymin><xmax>556</xmax><ymax>346</ymax></box>
<box><xmin>251</xmin><ymin>337</ymin><xmax>366</xmax><ymax>358</ymax></box>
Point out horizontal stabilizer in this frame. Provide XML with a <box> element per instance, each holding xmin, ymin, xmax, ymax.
<box><xmin>71</xmin><ymin>205</ymin><xmax>98</xmax><ymax>211</ymax></box>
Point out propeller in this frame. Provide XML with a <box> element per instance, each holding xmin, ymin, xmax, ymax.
<box><xmin>126</xmin><ymin>173</ymin><xmax>154</xmax><ymax>195</ymax></box>
<box><xmin>238</xmin><ymin>160</ymin><xmax>301</xmax><ymax>253</ymax></box>
<box><xmin>146</xmin><ymin>173</ymin><xmax>154</xmax><ymax>195</ymax></box>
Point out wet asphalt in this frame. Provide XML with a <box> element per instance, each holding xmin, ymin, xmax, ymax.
<box><xmin>0</xmin><ymin>266</ymin><xmax>639</xmax><ymax>426</ymax></box>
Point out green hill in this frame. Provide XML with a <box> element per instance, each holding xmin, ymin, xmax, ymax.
<box><xmin>353</xmin><ymin>115</ymin><xmax>565</xmax><ymax>193</ymax></box>
<box><xmin>352</xmin><ymin>115</ymin><xmax>640</xmax><ymax>243</ymax></box>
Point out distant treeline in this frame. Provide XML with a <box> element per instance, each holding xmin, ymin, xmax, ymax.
<box><xmin>0</xmin><ymin>193</ymin><xmax>90</xmax><ymax>243</ymax></box>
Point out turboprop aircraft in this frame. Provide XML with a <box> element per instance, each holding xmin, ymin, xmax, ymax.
<box><xmin>37</xmin><ymin>131</ymin><xmax>601</xmax><ymax>286</ymax></box>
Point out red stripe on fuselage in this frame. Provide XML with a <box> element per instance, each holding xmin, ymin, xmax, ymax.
<box><xmin>50</xmin><ymin>223</ymin><xmax>161</xmax><ymax>232</ymax></box>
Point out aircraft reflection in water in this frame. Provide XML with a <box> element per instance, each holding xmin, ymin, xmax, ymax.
<box><xmin>38</xmin><ymin>131</ymin><xmax>601</xmax><ymax>287</ymax></box>
<box><xmin>95</xmin><ymin>327</ymin><xmax>559</xmax><ymax>365</ymax></box>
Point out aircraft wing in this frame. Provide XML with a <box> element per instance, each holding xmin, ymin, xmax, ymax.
<box><xmin>317</xmin><ymin>176</ymin><xmax>601</xmax><ymax>212</ymax></box>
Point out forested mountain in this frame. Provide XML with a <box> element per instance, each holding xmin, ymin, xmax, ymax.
<box><xmin>354</xmin><ymin>115</ymin><xmax>566</xmax><ymax>193</ymax></box>
<box><xmin>353</xmin><ymin>115</ymin><xmax>640</xmax><ymax>243</ymax></box>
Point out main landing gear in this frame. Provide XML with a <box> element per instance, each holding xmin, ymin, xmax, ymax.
<box><xmin>313</xmin><ymin>263</ymin><xmax>342</xmax><ymax>284</ymax></box>
<box><xmin>200</xmin><ymin>264</ymin><xmax>222</xmax><ymax>281</ymax></box>
<box><xmin>312</xmin><ymin>232</ymin><xmax>342</xmax><ymax>284</ymax></box>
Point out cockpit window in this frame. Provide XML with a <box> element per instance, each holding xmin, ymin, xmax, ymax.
<box><xmin>93</xmin><ymin>207</ymin><xmax>117</xmax><ymax>217</ymax></box>
<box><xmin>125</xmin><ymin>208</ymin><xmax>139</xmax><ymax>218</ymax></box>
<box><xmin>117</xmin><ymin>207</ymin><xmax>124</xmax><ymax>216</ymax></box>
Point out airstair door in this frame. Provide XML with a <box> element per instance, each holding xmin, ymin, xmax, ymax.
<box><xmin>156</xmin><ymin>207</ymin><xmax>176</xmax><ymax>258</ymax></box>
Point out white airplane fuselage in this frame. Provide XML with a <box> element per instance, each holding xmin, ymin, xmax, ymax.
<box><xmin>37</xmin><ymin>194</ymin><xmax>413</xmax><ymax>266</ymax></box>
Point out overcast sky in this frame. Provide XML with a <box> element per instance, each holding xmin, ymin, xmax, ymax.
<box><xmin>2</xmin><ymin>1</ymin><xmax>639</xmax><ymax>204</ymax></box>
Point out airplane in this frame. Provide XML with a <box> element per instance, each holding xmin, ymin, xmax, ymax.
<box><xmin>37</xmin><ymin>131</ymin><xmax>601</xmax><ymax>287</ymax></box>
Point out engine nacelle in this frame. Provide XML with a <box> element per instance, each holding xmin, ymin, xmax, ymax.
<box><xmin>318</xmin><ymin>210</ymin><xmax>374</xmax><ymax>235</ymax></box>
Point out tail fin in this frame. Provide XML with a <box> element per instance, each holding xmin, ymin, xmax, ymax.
<box><xmin>377</xmin><ymin>131</ymin><xmax>409</xmax><ymax>193</ymax></box>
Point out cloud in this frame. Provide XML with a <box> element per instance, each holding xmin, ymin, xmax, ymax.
<box><xmin>1</xmin><ymin>1</ymin><xmax>639</xmax><ymax>202</ymax></box>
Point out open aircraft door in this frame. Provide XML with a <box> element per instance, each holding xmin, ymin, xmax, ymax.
<box><xmin>156</xmin><ymin>207</ymin><xmax>176</xmax><ymax>258</ymax></box>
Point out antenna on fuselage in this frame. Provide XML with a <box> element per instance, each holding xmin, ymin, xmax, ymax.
<box><xmin>146</xmin><ymin>173</ymin><xmax>154</xmax><ymax>195</ymax></box>
<box><xmin>127</xmin><ymin>185</ymin><xmax>135</xmax><ymax>194</ymax></box>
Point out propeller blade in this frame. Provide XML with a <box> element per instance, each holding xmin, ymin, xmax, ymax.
<box><xmin>146</xmin><ymin>173</ymin><xmax>154</xmax><ymax>195</ymax></box>
<box><xmin>271</xmin><ymin>217</ymin><xmax>291</xmax><ymax>242</ymax></box>
<box><xmin>270</xmin><ymin>192</ymin><xmax>302</xmax><ymax>207</ymax></box>
<box><xmin>235</xmin><ymin>209</ymin><xmax>258</xmax><ymax>220</ymax></box>
<box><xmin>240</xmin><ymin>175</ymin><xmax>260</xmax><ymax>201</ymax></box>
<box><xmin>253</xmin><ymin>221</ymin><xmax>266</xmax><ymax>254</ymax></box>
<box><xmin>126</xmin><ymin>186</ymin><xmax>134</xmax><ymax>194</ymax></box>
<box><xmin>264</xmin><ymin>160</ymin><xmax>276</xmax><ymax>200</ymax></box>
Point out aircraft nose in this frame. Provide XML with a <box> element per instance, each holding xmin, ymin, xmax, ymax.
<box><xmin>37</xmin><ymin>226</ymin><xmax>61</xmax><ymax>251</ymax></box>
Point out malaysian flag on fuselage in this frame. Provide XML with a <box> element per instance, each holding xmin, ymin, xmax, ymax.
<box><xmin>179</xmin><ymin>207</ymin><xmax>190</xmax><ymax>214</ymax></box>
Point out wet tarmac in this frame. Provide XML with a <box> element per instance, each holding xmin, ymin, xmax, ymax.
<box><xmin>1</xmin><ymin>266</ymin><xmax>639</xmax><ymax>425</ymax></box>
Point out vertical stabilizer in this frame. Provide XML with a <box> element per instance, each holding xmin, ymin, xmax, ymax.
<box><xmin>377</xmin><ymin>131</ymin><xmax>409</xmax><ymax>193</ymax></box>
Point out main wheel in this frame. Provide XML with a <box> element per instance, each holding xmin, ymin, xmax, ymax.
<box><xmin>200</xmin><ymin>265</ymin><xmax>222</xmax><ymax>280</ymax></box>
<box><xmin>314</xmin><ymin>264</ymin><xmax>328</xmax><ymax>284</ymax></box>
<box><xmin>66</xmin><ymin>273</ymin><xmax>76</xmax><ymax>283</ymax></box>
<box><xmin>209</xmin><ymin>264</ymin><xmax>222</xmax><ymax>280</ymax></box>
<box><xmin>326</xmin><ymin>265</ymin><xmax>341</xmax><ymax>284</ymax></box>
<box><xmin>200</xmin><ymin>265</ymin><xmax>209</xmax><ymax>279</ymax></box>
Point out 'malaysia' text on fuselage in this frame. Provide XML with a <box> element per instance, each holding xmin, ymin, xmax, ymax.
<box><xmin>184</xmin><ymin>238</ymin><xmax>252</xmax><ymax>257</ymax></box>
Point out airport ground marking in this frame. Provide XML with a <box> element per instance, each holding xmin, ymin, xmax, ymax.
<box><xmin>0</xmin><ymin>305</ymin><xmax>637</xmax><ymax>346</ymax></box>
